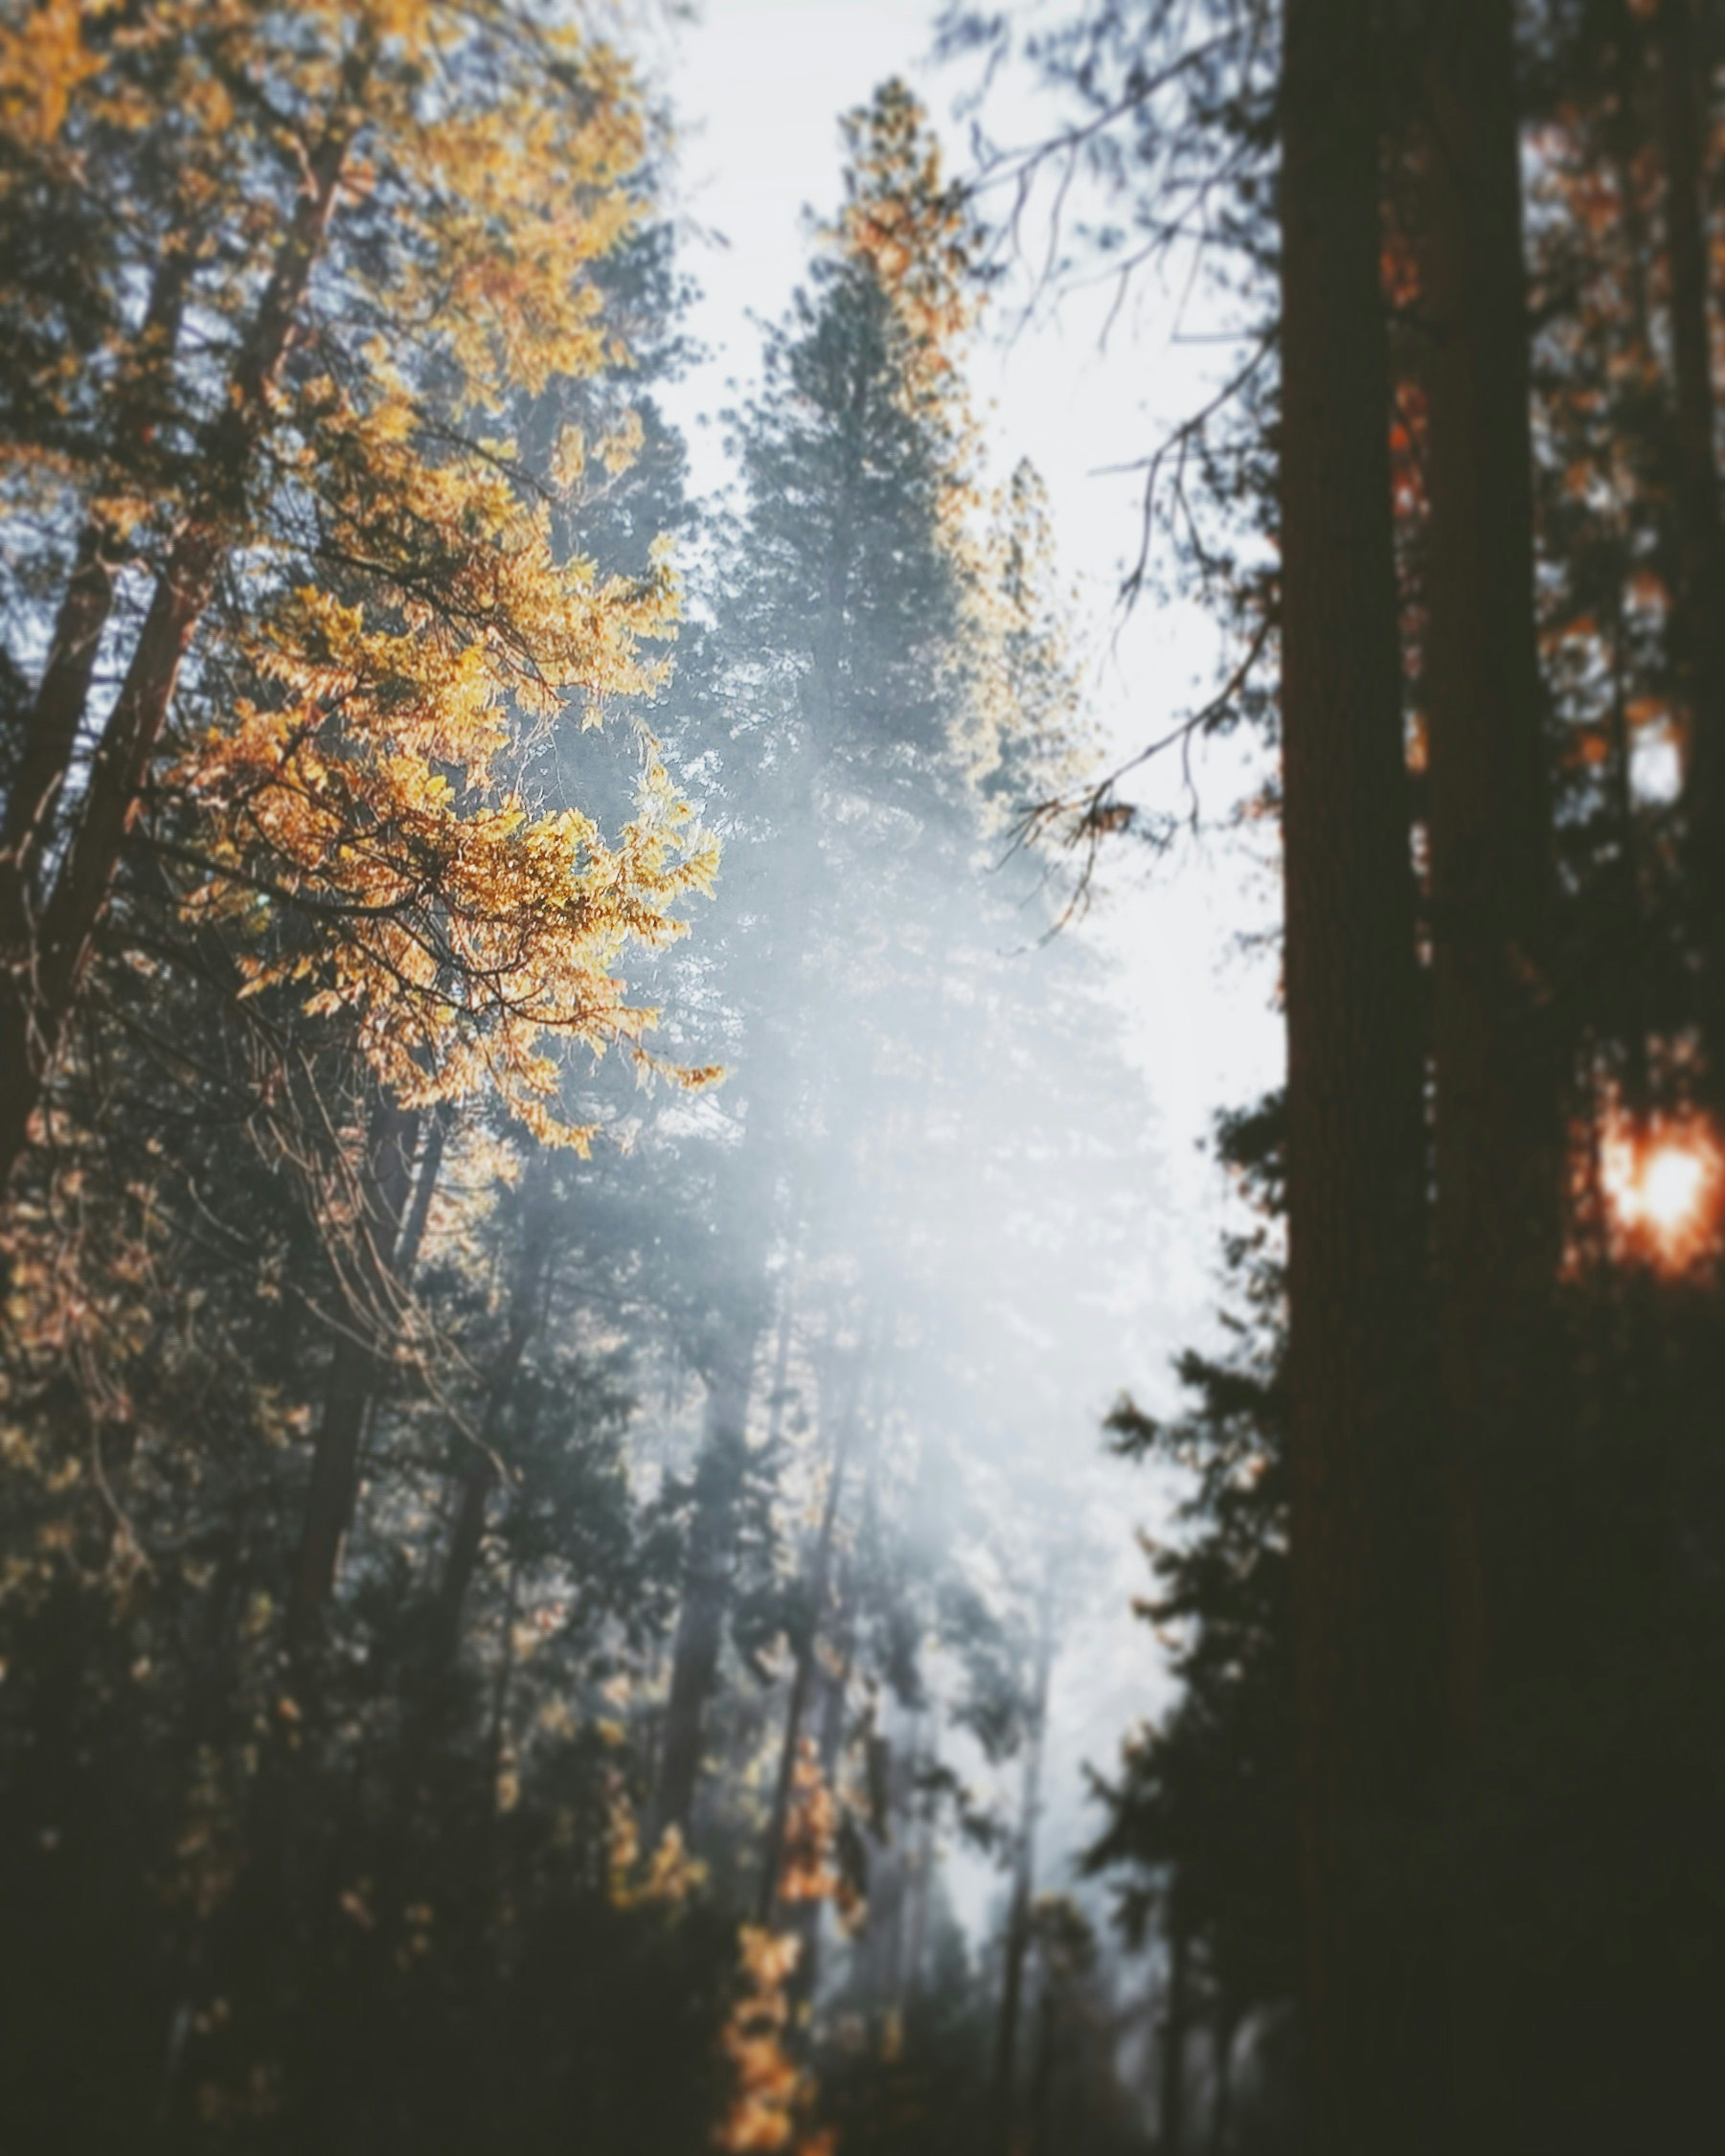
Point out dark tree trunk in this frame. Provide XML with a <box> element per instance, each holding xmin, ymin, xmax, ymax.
<box><xmin>0</xmin><ymin>245</ymin><xmax>193</xmax><ymax>897</ymax></box>
<box><xmin>1417</xmin><ymin>0</ymin><xmax>1561</xmax><ymax>1743</ymax></box>
<box><xmin>989</xmin><ymin>1579</ymin><xmax>1054</xmax><ymax>2155</ymax></box>
<box><xmin>1157</xmin><ymin>1906</ymin><xmax>1190</xmax><ymax>2156</ymax></box>
<box><xmin>652</xmin><ymin>1346</ymin><xmax>759</xmax><ymax>1839</ymax></box>
<box><xmin>393</xmin><ymin>1102</ymin><xmax>450</xmax><ymax>1282</ymax></box>
<box><xmin>427</xmin><ymin>1187</ymin><xmax>555</xmax><ymax>1667</ymax></box>
<box><xmin>1278</xmin><ymin>3</ymin><xmax>1441</xmax><ymax>2149</ymax></box>
<box><xmin>286</xmin><ymin>1093</ymin><xmax>419</xmax><ymax>1645</ymax></box>
<box><xmin>1655</xmin><ymin>0</ymin><xmax>1725</xmax><ymax>1069</ymax></box>
<box><xmin>1415</xmin><ymin>9</ymin><xmax>1563</xmax><ymax>2138</ymax></box>
<box><xmin>756</xmin><ymin>1351</ymin><xmax>858</xmax><ymax>1924</ymax></box>
<box><xmin>1208</xmin><ymin>2010</ymin><xmax>1237</xmax><ymax>2156</ymax></box>
<box><xmin>1028</xmin><ymin>1985</ymin><xmax>1058</xmax><ymax>2156</ymax></box>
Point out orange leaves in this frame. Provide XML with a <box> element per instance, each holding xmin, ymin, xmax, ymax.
<box><xmin>0</xmin><ymin>0</ymin><xmax>99</xmax><ymax>148</ymax></box>
<box><xmin>607</xmin><ymin>1796</ymin><xmax>707</xmax><ymax>1911</ymax></box>
<box><xmin>58</xmin><ymin>10</ymin><xmax>726</xmax><ymax>1149</ymax></box>
<box><xmin>714</xmin><ymin>1926</ymin><xmax>828</xmax><ymax>2155</ymax></box>
<box><xmin>778</xmin><ymin>1740</ymin><xmax>841</xmax><ymax>1906</ymax></box>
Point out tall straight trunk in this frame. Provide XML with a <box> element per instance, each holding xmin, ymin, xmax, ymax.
<box><xmin>1415</xmin><ymin>13</ymin><xmax>1562</xmax><ymax>2137</ymax></box>
<box><xmin>393</xmin><ymin>1103</ymin><xmax>450</xmax><ymax>1284</ymax></box>
<box><xmin>1278</xmin><ymin>3</ymin><xmax>1440</xmax><ymax>2150</ymax></box>
<box><xmin>652</xmin><ymin>1093</ymin><xmax>789</xmax><ymax>1838</ymax></box>
<box><xmin>989</xmin><ymin>1580</ymin><xmax>1054</xmax><ymax>2156</ymax></box>
<box><xmin>427</xmin><ymin>1181</ymin><xmax>555</xmax><ymax>1665</ymax></box>
<box><xmin>1208</xmin><ymin>2011</ymin><xmax>1237</xmax><ymax>2156</ymax></box>
<box><xmin>1655</xmin><ymin>0</ymin><xmax>1725</xmax><ymax>1072</ymax></box>
<box><xmin>0</xmin><ymin>244</ymin><xmax>193</xmax><ymax>891</ymax></box>
<box><xmin>756</xmin><ymin>1351</ymin><xmax>858</xmax><ymax>1924</ymax></box>
<box><xmin>1418</xmin><ymin>0</ymin><xmax>1561</xmax><ymax>1743</ymax></box>
<box><xmin>902</xmin><ymin>1751</ymin><xmax>936</xmax><ymax>2004</ymax></box>
<box><xmin>0</xmin><ymin>36</ymin><xmax>370</xmax><ymax>1192</ymax></box>
<box><xmin>1028</xmin><ymin>1985</ymin><xmax>1058</xmax><ymax>2156</ymax></box>
<box><xmin>1156</xmin><ymin>1905</ymin><xmax>1191</xmax><ymax>2156</ymax></box>
<box><xmin>652</xmin><ymin>1344</ymin><xmax>760</xmax><ymax>1838</ymax></box>
<box><xmin>286</xmin><ymin>1091</ymin><xmax>419</xmax><ymax>1645</ymax></box>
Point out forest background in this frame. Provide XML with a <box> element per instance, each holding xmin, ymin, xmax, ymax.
<box><xmin>2</xmin><ymin>3</ymin><xmax>1721</xmax><ymax>2155</ymax></box>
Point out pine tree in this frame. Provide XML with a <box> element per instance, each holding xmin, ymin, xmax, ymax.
<box><xmin>0</xmin><ymin>1</ymin><xmax>715</xmax><ymax>1194</ymax></box>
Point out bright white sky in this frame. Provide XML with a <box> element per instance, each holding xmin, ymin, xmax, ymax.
<box><xmin>647</xmin><ymin>0</ymin><xmax>1284</xmax><ymax>1924</ymax></box>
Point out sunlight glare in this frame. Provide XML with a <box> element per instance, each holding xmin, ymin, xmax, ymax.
<box><xmin>1600</xmin><ymin>1119</ymin><xmax>1724</xmax><ymax>1268</ymax></box>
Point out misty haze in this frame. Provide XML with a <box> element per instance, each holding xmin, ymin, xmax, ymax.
<box><xmin>0</xmin><ymin>4</ymin><xmax>1719</xmax><ymax>2154</ymax></box>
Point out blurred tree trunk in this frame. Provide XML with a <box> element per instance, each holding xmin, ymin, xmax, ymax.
<box><xmin>1028</xmin><ymin>1982</ymin><xmax>1058</xmax><ymax>2156</ymax></box>
<box><xmin>0</xmin><ymin>244</ymin><xmax>192</xmax><ymax>896</ymax></box>
<box><xmin>1156</xmin><ymin>1905</ymin><xmax>1190</xmax><ymax>2156</ymax></box>
<box><xmin>653</xmin><ymin>1342</ymin><xmax>760</xmax><ymax>1837</ymax></box>
<box><xmin>1208</xmin><ymin>2008</ymin><xmax>1237</xmax><ymax>2156</ymax></box>
<box><xmin>1655</xmin><ymin>0</ymin><xmax>1725</xmax><ymax>1073</ymax></box>
<box><xmin>1417</xmin><ymin>0</ymin><xmax>1561</xmax><ymax>1741</ymax></box>
<box><xmin>1415</xmin><ymin>6</ymin><xmax>1563</xmax><ymax>2139</ymax></box>
<box><xmin>286</xmin><ymin>1091</ymin><xmax>419</xmax><ymax>1647</ymax></box>
<box><xmin>1278</xmin><ymin>2</ymin><xmax>1441</xmax><ymax>2149</ymax></box>
<box><xmin>428</xmin><ymin>1174</ymin><xmax>556</xmax><ymax>1664</ymax></box>
<box><xmin>756</xmin><ymin>1350</ymin><xmax>857</xmax><ymax>1923</ymax></box>
<box><xmin>989</xmin><ymin>1573</ymin><xmax>1054</xmax><ymax>2155</ymax></box>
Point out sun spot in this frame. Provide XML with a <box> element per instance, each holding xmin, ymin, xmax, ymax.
<box><xmin>1601</xmin><ymin>1117</ymin><xmax>1724</xmax><ymax>1270</ymax></box>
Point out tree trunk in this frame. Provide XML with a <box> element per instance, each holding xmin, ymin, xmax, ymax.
<box><xmin>1157</xmin><ymin>1905</ymin><xmax>1190</xmax><ymax>2156</ymax></box>
<box><xmin>286</xmin><ymin>1091</ymin><xmax>418</xmax><ymax>1645</ymax></box>
<box><xmin>1415</xmin><ymin>9</ymin><xmax>1563</xmax><ymax>2139</ymax></box>
<box><xmin>756</xmin><ymin>1351</ymin><xmax>858</xmax><ymax>1923</ymax></box>
<box><xmin>0</xmin><ymin>37</ymin><xmax>370</xmax><ymax>1192</ymax></box>
<box><xmin>393</xmin><ymin>1102</ymin><xmax>450</xmax><ymax>1282</ymax></box>
<box><xmin>1028</xmin><ymin>1984</ymin><xmax>1058</xmax><ymax>2156</ymax></box>
<box><xmin>0</xmin><ymin>245</ymin><xmax>193</xmax><ymax>896</ymax></box>
<box><xmin>1418</xmin><ymin>0</ymin><xmax>1561</xmax><ymax>1745</ymax></box>
<box><xmin>1655</xmin><ymin>0</ymin><xmax>1725</xmax><ymax>1073</ymax></box>
<box><xmin>1208</xmin><ymin>2010</ymin><xmax>1237</xmax><ymax>2156</ymax></box>
<box><xmin>426</xmin><ymin>1187</ymin><xmax>555</xmax><ymax>1667</ymax></box>
<box><xmin>1278</xmin><ymin>3</ymin><xmax>1441</xmax><ymax>2149</ymax></box>
<box><xmin>652</xmin><ymin>1345</ymin><xmax>759</xmax><ymax>1838</ymax></box>
<box><xmin>989</xmin><ymin>1578</ymin><xmax>1054</xmax><ymax>2156</ymax></box>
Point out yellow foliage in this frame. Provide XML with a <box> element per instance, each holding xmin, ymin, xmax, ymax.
<box><xmin>0</xmin><ymin>1</ymin><xmax>720</xmax><ymax>1142</ymax></box>
<box><xmin>713</xmin><ymin>1925</ymin><xmax>831</xmax><ymax>2155</ymax></box>
<box><xmin>607</xmin><ymin>1792</ymin><xmax>707</xmax><ymax>1910</ymax></box>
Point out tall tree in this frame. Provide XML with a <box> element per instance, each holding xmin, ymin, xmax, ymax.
<box><xmin>0</xmin><ymin>1</ymin><xmax>713</xmax><ymax>1194</ymax></box>
<box><xmin>1414</xmin><ymin>0</ymin><xmax>1561</xmax><ymax>1743</ymax></box>
<box><xmin>1406</xmin><ymin>6</ymin><xmax>1565</xmax><ymax>2138</ymax></box>
<box><xmin>651</xmin><ymin>80</ymin><xmax>990</xmax><ymax>1837</ymax></box>
<box><xmin>1650</xmin><ymin>0</ymin><xmax>1725</xmax><ymax>1072</ymax></box>
<box><xmin>1277</xmin><ymin>2</ymin><xmax>1440</xmax><ymax>2147</ymax></box>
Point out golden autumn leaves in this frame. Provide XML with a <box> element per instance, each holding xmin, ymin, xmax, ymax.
<box><xmin>0</xmin><ymin>1</ymin><xmax>719</xmax><ymax>1156</ymax></box>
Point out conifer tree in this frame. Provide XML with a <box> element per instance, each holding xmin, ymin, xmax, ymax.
<box><xmin>0</xmin><ymin>0</ymin><xmax>715</xmax><ymax>1195</ymax></box>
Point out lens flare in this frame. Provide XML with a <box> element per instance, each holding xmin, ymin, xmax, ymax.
<box><xmin>1600</xmin><ymin>1118</ymin><xmax>1724</xmax><ymax>1268</ymax></box>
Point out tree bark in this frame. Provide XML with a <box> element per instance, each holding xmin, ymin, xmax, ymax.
<box><xmin>1278</xmin><ymin>3</ymin><xmax>1441</xmax><ymax>2149</ymax></box>
<box><xmin>1418</xmin><ymin>0</ymin><xmax>1561</xmax><ymax>1745</ymax></box>
<box><xmin>1156</xmin><ymin>1904</ymin><xmax>1190</xmax><ymax>2156</ymax></box>
<box><xmin>1655</xmin><ymin>0</ymin><xmax>1725</xmax><ymax>1076</ymax></box>
<box><xmin>286</xmin><ymin>1091</ymin><xmax>418</xmax><ymax>1645</ymax></box>
<box><xmin>426</xmin><ymin>1181</ymin><xmax>555</xmax><ymax>1666</ymax></box>
<box><xmin>1414</xmin><ymin>10</ymin><xmax>1565</xmax><ymax>2138</ymax></box>
<box><xmin>0</xmin><ymin>245</ymin><xmax>193</xmax><ymax>897</ymax></box>
<box><xmin>0</xmin><ymin>36</ymin><xmax>370</xmax><ymax>1192</ymax></box>
<box><xmin>989</xmin><ymin>1577</ymin><xmax>1054</xmax><ymax>2156</ymax></box>
<box><xmin>756</xmin><ymin>1350</ymin><xmax>857</xmax><ymax>1924</ymax></box>
<box><xmin>651</xmin><ymin>1344</ymin><xmax>758</xmax><ymax>1840</ymax></box>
